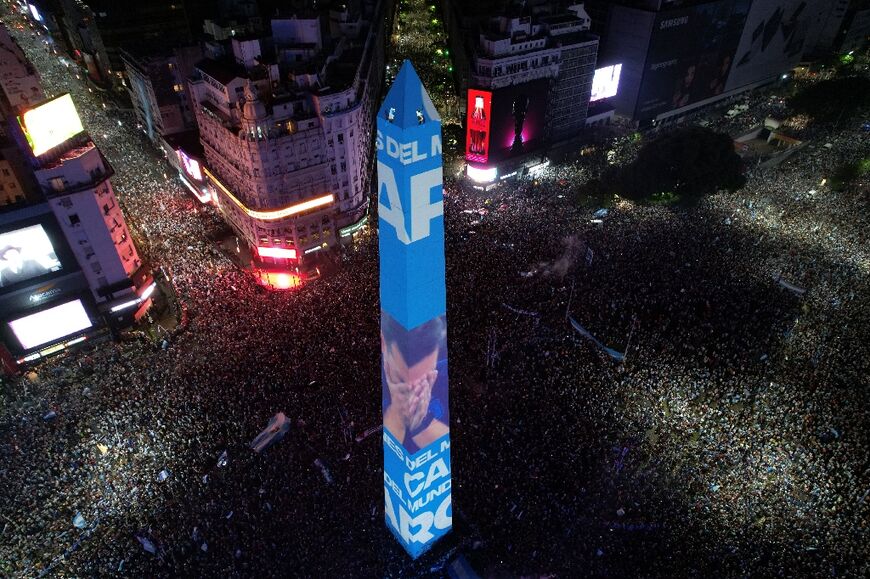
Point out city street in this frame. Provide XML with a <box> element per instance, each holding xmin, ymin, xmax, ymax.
<box><xmin>1</xmin><ymin>3</ymin><xmax>869</xmax><ymax>578</ymax></box>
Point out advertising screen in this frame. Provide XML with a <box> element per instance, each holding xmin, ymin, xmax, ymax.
<box><xmin>635</xmin><ymin>0</ymin><xmax>751</xmax><ymax>120</ymax></box>
<box><xmin>590</xmin><ymin>64</ymin><xmax>623</xmax><ymax>102</ymax></box>
<box><xmin>381</xmin><ymin>311</ymin><xmax>452</xmax><ymax>554</ymax></box>
<box><xmin>0</xmin><ymin>224</ymin><xmax>62</xmax><ymax>289</ymax></box>
<box><xmin>465</xmin><ymin>89</ymin><xmax>492</xmax><ymax>164</ymax></box>
<box><xmin>18</xmin><ymin>94</ymin><xmax>85</xmax><ymax>156</ymax></box>
<box><xmin>725</xmin><ymin>0</ymin><xmax>825</xmax><ymax>92</ymax></box>
<box><xmin>9</xmin><ymin>298</ymin><xmax>92</xmax><ymax>350</ymax></box>
<box><xmin>488</xmin><ymin>78</ymin><xmax>549</xmax><ymax>163</ymax></box>
<box><xmin>178</xmin><ymin>150</ymin><xmax>203</xmax><ymax>182</ymax></box>
<box><xmin>377</xmin><ymin>61</ymin><xmax>452</xmax><ymax>559</ymax></box>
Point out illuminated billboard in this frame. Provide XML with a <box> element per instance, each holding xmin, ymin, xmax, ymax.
<box><xmin>0</xmin><ymin>224</ymin><xmax>62</xmax><ymax>289</ymax></box>
<box><xmin>635</xmin><ymin>0</ymin><xmax>751</xmax><ymax>120</ymax></box>
<box><xmin>725</xmin><ymin>0</ymin><xmax>826</xmax><ymax>92</ymax></box>
<box><xmin>256</xmin><ymin>246</ymin><xmax>297</xmax><ymax>259</ymax></box>
<box><xmin>9</xmin><ymin>298</ymin><xmax>92</xmax><ymax>350</ymax></box>
<box><xmin>465</xmin><ymin>89</ymin><xmax>492</xmax><ymax>164</ymax></box>
<box><xmin>488</xmin><ymin>79</ymin><xmax>549</xmax><ymax>163</ymax></box>
<box><xmin>377</xmin><ymin>61</ymin><xmax>452</xmax><ymax>559</ymax></box>
<box><xmin>18</xmin><ymin>94</ymin><xmax>85</xmax><ymax>156</ymax></box>
<box><xmin>590</xmin><ymin>64</ymin><xmax>623</xmax><ymax>102</ymax></box>
<box><xmin>466</xmin><ymin>165</ymin><xmax>497</xmax><ymax>183</ymax></box>
<box><xmin>178</xmin><ymin>150</ymin><xmax>203</xmax><ymax>182</ymax></box>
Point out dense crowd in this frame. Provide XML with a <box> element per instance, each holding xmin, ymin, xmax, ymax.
<box><xmin>2</xmin><ymin>6</ymin><xmax>869</xmax><ymax>578</ymax></box>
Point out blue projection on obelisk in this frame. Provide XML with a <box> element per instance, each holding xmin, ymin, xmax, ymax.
<box><xmin>378</xmin><ymin>61</ymin><xmax>452</xmax><ymax>559</ymax></box>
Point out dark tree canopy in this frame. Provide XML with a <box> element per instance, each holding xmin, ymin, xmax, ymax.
<box><xmin>788</xmin><ymin>76</ymin><xmax>870</xmax><ymax>122</ymax></box>
<box><xmin>613</xmin><ymin>126</ymin><xmax>744</xmax><ymax>203</ymax></box>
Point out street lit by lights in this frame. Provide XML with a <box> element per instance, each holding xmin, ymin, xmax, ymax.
<box><xmin>258</xmin><ymin>271</ymin><xmax>302</xmax><ymax>290</ymax></box>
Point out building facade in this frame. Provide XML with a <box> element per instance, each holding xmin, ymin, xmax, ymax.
<box><xmin>0</xmin><ymin>84</ymin><xmax>153</xmax><ymax>373</ymax></box>
<box><xmin>188</xmin><ymin>0</ymin><xmax>386</xmax><ymax>279</ymax></box>
<box><xmin>463</xmin><ymin>3</ymin><xmax>599</xmax><ymax>180</ymax></box>
<box><xmin>588</xmin><ymin>0</ymin><xmax>844</xmax><ymax>125</ymax></box>
<box><xmin>121</xmin><ymin>45</ymin><xmax>203</xmax><ymax>145</ymax></box>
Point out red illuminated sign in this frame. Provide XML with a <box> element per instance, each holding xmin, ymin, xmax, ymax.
<box><xmin>465</xmin><ymin>89</ymin><xmax>492</xmax><ymax>164</ymax></box>
<box><xmin>257</xmin><ymin>246</ymin><xmax>298</xmax><ymax>259</ymax></box>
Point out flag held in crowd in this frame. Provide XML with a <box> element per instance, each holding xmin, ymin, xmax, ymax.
<box><xmin>249</xmin><ymin>412</ymin><xmax>290</xmax><ymax>454</ymax></box>
<box><xmin>774</xmin><ymin>274</ymin><xmax>807</xmax><ymax>296</ymax></box>
<box><xmin>569</xmin><ymin>317</ymin><xmax>625</xmax><ymax>361</ymax></box>
<box><xmin>136</xmin><ymin>534</ymin><xmax>157</xmax><ymax>554</ymax></box>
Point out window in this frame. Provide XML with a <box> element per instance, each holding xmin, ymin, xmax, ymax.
<box><xmin>69</xmin><ymin>214</ymin><xmax>81</xmax><ymax>226</ymax></box>
<box><xmin>337</xmin><ymin>133</ymin><xmax>344</xmax><ymax>144</ymax></box>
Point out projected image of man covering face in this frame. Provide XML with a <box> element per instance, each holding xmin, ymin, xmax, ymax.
<box><xmin>382</xmin><ymin>311</ymin><xmax>449</xmax><ymax>454</ymax></box>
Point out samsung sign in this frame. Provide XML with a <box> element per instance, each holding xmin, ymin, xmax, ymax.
<box><xmin>660</xmin><ymin>16</ymin><xmax>689</xmax><ymax>29</ymax></box>
<box><xmin>376</xmin><ymin>61</ymin><xmax>452</xmax><ymax>559</ymax></box>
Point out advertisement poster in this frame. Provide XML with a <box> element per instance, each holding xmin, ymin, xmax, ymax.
<box><xmin>488</xmin><ymin>78</ymin><xmax>549</xmax><ymax>162</ymax></box>
<box><xmin>465</xmin><ymin>89</ymin><xmax>492</xmax><ymax>164</ymax></box>
<box><xmin>0</xmin><ymin>224</ymin><xmax>62</xmax><ymax>289</ymax></box>
<box><xmin>635</xmin><ymin>0</ymin><xmax>751</xmax><ymax>120</ymax></box>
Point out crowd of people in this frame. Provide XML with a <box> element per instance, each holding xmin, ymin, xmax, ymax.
<box><xmin>1</xmin><ymin>6</ymin><xmax>869</xmax><ymax>578</ymax></box>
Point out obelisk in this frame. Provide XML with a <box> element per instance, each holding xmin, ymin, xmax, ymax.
<box><xmin>377</xmin><ymin>61</ymin><xmax>452</xmax><ymax>559</ymax></box>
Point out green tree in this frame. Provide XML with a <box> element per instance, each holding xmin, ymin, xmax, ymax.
<box><xmin>615</xmin><ymin>127</ymin><xmax>744</xmax><ymax>203</ymax></box>
<box><xmin>788</xmin><ymin>76</ymin><xmax>870</xmax><ymax>122</ymax></box>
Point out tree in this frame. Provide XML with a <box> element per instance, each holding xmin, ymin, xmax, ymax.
<box><xmin>615</xmin><ymin>126</ymin><xmax>744</xmax><ymax>203</ymax></box>
<box><xmin>788</xmin><ymin>76</ymin><xmax>870</xmax><ymax>123</ymax></box>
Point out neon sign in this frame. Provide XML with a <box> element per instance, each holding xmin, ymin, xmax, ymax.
<box><xmin>205</xmin><ymin>167</ymin><xmax>334</xmax><ymax>221</ymax></box>
<box><xmin>465</xmin><ymin>89</ymin><xmax>492</xmax><ymax>163</ymax></box>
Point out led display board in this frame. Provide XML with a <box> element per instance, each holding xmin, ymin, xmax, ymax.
<box><xmin>488</xmin><ymin>79</ymin><xmax>549</xmax><ymax>163</ymax></box>
<box><xmin>377</xmin><ymin>61</ymin><xmax>452</xmax><ymax>559</ymax></box>
<box><xmin>256</xmin><ymin>246</ymin><xmax>297</xmax><ymax>259</ymax></box>
<box><xmin>590</xmin><ymin>64</ymin><xmax>623</xmax><ymax>102</ymax></box>
<box><xmin>725</xmin><ymin>0</ymin><xmax>826</xmax><ymax>92</ymax></box>
<box><xmin>0</xmin><ymin>224</ymin><xmax>62</xmax><ymax>289</ymax></box>
<box><xmin>465</xmin><ymin>89</ymin><xmax>492</xmax><ymax>164</ymax></box>
<box><xmin>466</xmin><ymin>165</ymin><xmax>497</xmax><ymax>183</ymax></box>
<box><xmin>178</xmin><ymin>150</ymin><xmax>203</xmax><ymax>182</ymax></box>
<box><xmin>635</xmin><ymin>0</ymin><xmax>751</xmax><ymax>120</ymax></box>
<box><xmin>9</xmin><ymin>298</ymin><xmax>92</xmax><ymax>350</ymax></box>
<box><xmin>18</xmin><ymin>94</ymin><xmax>85</xmax><ymax>156</ymax></box>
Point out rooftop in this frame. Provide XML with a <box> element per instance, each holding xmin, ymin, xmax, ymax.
<box><xmin>196</xmin><ymin>58</ymin><xmax>248</xmax><ymax>85</ymax></box>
